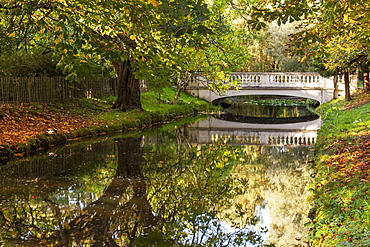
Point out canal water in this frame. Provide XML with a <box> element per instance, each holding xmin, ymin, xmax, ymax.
<box><xmin>0</xmin><ymin>102</ymin><xmax>317</xmax><ymax>246</ymax></box>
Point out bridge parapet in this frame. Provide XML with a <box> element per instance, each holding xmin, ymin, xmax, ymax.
<box><xmin>230</xmin><ymin>72</ymin><xmax>332</xmax><ymax>89</ymax></box>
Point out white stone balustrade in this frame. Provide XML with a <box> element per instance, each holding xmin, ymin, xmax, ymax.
<box><xmin>229</xmin><ymin>72</ymin><xmax>328</xmax><ymax>88</ymax></box>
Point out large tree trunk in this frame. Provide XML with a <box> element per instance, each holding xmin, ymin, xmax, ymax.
<box><xmin>112</xmin><ymin>60</ymin><xmax>143</xmax><ymax>111</ymax></box>
<box><xmin>362</xmin><ymin>60</ymin><xmax>370</xmax><ymax>90</ymax></box>
<box><xmin>344</xmin><ymin>71</ymin><xmax>352</xmax><ymax>101</ymax></box>
<box><xmin>364</xmin><ymin>71</ymin><xmax>370</xmax><ymax>91</ymax></box>
<box><xmin>333</xmin><ymin>69</ymin><xmax>339</xmax><ymax>99</ymax></box>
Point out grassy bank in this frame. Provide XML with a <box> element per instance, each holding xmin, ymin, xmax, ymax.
<box><xmin>308</xmin><ymin>91</ymin><xmax>370</xmax><ymax>246</ymax></box>
<box><xmin>0</xmin><ymin>88</ymin><xmax>217</xmax><ymax>161</ymax></box>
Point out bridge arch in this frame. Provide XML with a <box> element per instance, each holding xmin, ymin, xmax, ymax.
<box><xmin>208</xmin><ymin>89</ymin><xmax>323</xmax><ymax>105</ymax></box>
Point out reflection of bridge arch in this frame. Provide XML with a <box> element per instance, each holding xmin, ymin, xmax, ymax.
<box><xmin>186</xmin><ymin>72</ymin><xmax>357</xmax><ymax>104</ymax></box>
<box><xmin>186</xmin><ymin>117</ymin><xmax>321</xmax><ymax>146</ymax></box>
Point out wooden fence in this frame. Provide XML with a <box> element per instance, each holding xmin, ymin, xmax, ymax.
<box><xmin>0</xmin><ymin>77</ymin><xmax>117</xmax><ymax>105</ymax></box>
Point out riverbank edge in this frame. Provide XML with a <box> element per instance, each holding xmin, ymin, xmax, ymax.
<box><xmin>0</xmin><ymin>93</ymin><xmax>217</xmax><ymax>161</ymax></box>
<box><xmin>308</xmin><ymin>91</ymin><xmax>370</xmax><ymax>246</ymax></box>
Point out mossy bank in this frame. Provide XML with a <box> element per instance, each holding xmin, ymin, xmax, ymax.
<box><xmin>308</xmin><ymin>91</ymin><xmax>370</xmax><ymax>246</ymax></box>
<box><xmin>0</xmin><ymin>88</ymin><xmax>218</xmax><ymax>161</ymax></box>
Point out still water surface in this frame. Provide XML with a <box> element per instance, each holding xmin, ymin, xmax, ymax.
<box><xmin>0</xmin><ymin>113</ymin><xmax>316</xmax><ymax>246</ymax></box>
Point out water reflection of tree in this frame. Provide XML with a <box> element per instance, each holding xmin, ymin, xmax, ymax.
<box><xmin>56</xmin><ymin>137</ymin><xmax>157</xmax><ymax>246</ymax></box>
<box><xmin>225</xmin><ymin>145</ymin><xmax>313</xmax><ymax>247</ymax></box>
<box><xmin>0</xmin><ymin>131</ymin><xmax>260</xmax><ymax>246</ymax></box>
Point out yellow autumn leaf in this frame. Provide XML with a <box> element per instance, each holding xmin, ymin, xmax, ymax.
<box><xmin>80</xmin><ymin>60</ymin><xmax>88</xmax><ymax>63</ymax></box>
<box><xmin>299</xmin><ymin>55</ymin><xmax>307</xmax><ymax>63</ymax></box>
<box><xmin>64</xmin><ymin>224</ymin><xmax>71</xmax><ymax>230</ymax></box>
<box><xmin>148</xmin><ymin>0</ymin><xmax>159</xmax><ymax>7</ymax></box>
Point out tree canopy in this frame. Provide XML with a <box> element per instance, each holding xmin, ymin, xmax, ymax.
<box><xmin>0</xmin><ymin>0</ymin><xmax>250</xmax><ymax>110</ymax></box>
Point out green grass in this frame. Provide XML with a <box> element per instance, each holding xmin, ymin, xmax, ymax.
<box><xmin>97</xmin><ymin>88</ymin><xmax>217</xmax><ymax>126</ymax></box>
<box><xmin>142</xmin><ymin>87</ymin><xmax>213</xmax><ymax>110</ymax></box>
<box><xmin>315</xmin><ymin>97</ymin><xmax>370</xmax><ymax>148</ymax></box>
<box><xmin>91</xmin><ymin>88</ymin><xmax>217</xmax><ymax>129</ymax></box>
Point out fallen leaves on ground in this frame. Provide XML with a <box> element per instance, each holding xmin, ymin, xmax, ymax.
<box><xmin>326</xmin><ymin>136</ymin><xmax>370</xmax><ymax>181</ymax></box>
<box><xmin>0</xmin><ymin>103</ymin><xmax>105</xmax><ymax>147</ymax></box>
<box><xmin>340</xmin><ymin>90</ymin><xmax>370</xmax><ymax>110</ymax></box>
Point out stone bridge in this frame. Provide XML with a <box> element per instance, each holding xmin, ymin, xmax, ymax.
<box><xmin>185</xmin><ymin>72</ymin><xmax>357</xmax><ymax>104</ymax></box>
<box><xmin>185</xmin><ymin>117</ymin><xmax>321</xmax><ymax>146</ymax></box>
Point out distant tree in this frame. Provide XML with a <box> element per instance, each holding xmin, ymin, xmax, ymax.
<box><xmin>265</xmin><ymin>22</ymin><xmax>315</xmax><ymax>72</ymax></box>
<box><xmin>0</xmin><ymin>50</ymin><xmax>59</xmax><ymax>77</ymax></box>
<box><xmin>220</xmin><ymin>2</ymin><xmax>314</xmax><ymax>73</ymax></box>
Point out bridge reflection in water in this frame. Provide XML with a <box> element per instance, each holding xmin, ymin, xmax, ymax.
<box><xmin>186</xmin><ymin>116</ymin><xmax>321</xmax><ymax>146</ymax></box>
